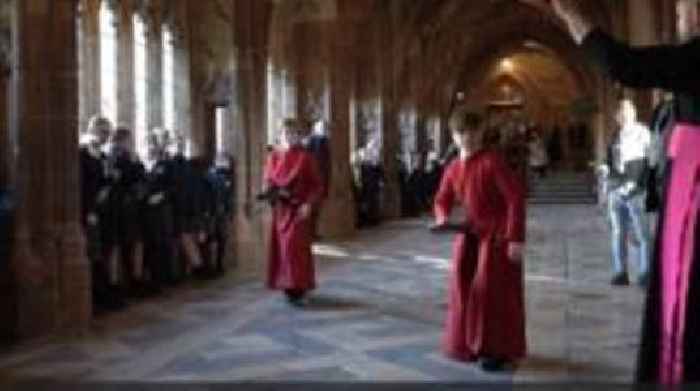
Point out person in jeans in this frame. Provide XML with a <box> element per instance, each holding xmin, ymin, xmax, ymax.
<box><xmin>606</xmin><ymin>99</ymin><xmax>651</xmax><ymax>287</ymax></box>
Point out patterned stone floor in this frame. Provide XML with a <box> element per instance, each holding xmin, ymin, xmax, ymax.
<box><xmin>0</xmin><ymin>205</ymin><xmax>648</xmax><ymax>384</ymax></box>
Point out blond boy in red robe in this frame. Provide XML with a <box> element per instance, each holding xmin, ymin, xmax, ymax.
<box><xmin>432</xmin><ymin>109</ymin><xmax>527</xmax><ymax>371</ymax></box>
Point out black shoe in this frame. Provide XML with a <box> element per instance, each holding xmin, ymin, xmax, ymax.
<box><xmin>192</xmin><ymin>267</ymin><xmax>211</xmax><ymax>280</ymax></box>
<box><xmin>128</xmin><ymin>283</ymin><xmax>152</xmax><ymax>299</ymax></box>
<box><xmin>638</xmin><ymin>273</ymin><xmax>650</xmax><ymax>288</ymax></box>
<box><xmin>480</xmin><ymin>358</ymin><xmax>507</xmax><ymax>372</ymax></box>
<box><xmin>103</xmin><ymin>287</ymin><xmax>128</xmax><ymax>311</ymax></box>
<box><xmin>611</xmin><ymin>273</ymin><xmax>630</xmax><ymax>286</ymax></box>
<box><xmin>285</xmin><ymin>292</ymin><xmax>307</xmax><ymax>307</ymax></box>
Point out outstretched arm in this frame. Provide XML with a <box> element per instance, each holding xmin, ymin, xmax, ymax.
<box><xmin>582</xmin><ymin>30</ymin><xmax>700</xmax><ymax>92</ymax></box>
<box><xmin>540</xmin><ymin>0</ymin><xmax>700</xmax><ymax>92</ymax></box>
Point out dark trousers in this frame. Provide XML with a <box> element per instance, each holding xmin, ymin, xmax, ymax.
<box><xmin>199</xmin><ymin>221</ymin><xmax>229</xmax><ymax>274</ymax></box>
<box><xmin>143</xmin><ymin>203</ymin><xmax>175</xmax><ymax>286</ymax></box>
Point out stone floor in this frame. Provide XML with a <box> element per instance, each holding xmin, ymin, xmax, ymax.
<box><xmin>0</xmin><ymin>205</ymin><xmax>648</xmax><ymax>384</ymax></box>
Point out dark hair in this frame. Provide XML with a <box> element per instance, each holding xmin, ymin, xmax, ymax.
<box><xmin>112</xmin><ymin>127</ymin><xmax>132</xmax><ymax>143</ymax></box>
<box><xmin>281</xmin><ymin>118</ymin><xmax>312</xmax><ymax>133</ymax></box>
<box><xmin>448</xmin><ymin>109</ymin><xmax>483</xmax><ymax>134</ymax></box>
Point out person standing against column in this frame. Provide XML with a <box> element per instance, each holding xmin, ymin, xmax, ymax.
<box><xmin>605</xmin><ymin>99</ymin><xmax>652</xmax><ymax>287</ymax></box>
<box><xmin>305</xmin><ymin>120</ymin><xmax>331</xmax><ymax>240</ymax></box>
<box><xmin>432</xmin><ymin>108</ymin><xmax>526</xmax><ymax>372</ymax></box>
<box><xmin>262</xmin><ymin>118</ymin><xmax>324</xmax><ymax>306</ymax></box>
<box><xmin>535</xmin><ymin>0</ymin><xmax>700</xmax><ymax>384</ymax></box>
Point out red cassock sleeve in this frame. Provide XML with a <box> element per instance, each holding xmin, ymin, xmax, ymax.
<box><xmin>489</xmin><ymin>153</ymin><xmax>526</xmax><ymax>243</ymax></box>
<box><xmin>263</xmin><ymin>152</ymin><xmax>278</xmax><ymax>185</ymax></box>
<box><xmin>433</xmin><ymin>163</ymin><xmax>456</xmax><ymax>224</ymax></box>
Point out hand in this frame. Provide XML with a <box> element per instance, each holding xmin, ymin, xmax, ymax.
<box><xmin>97</xmin><ymin>188</ymin><xmax>110</xmax><ymax>204</ymax></box>
<box><xmin>596</xmin><ymin>164</ymin><xmax>610</xmax><ymax>177</ymax></box>
<box><xmin>87</xmin><ymin>213</ymin><xmax>99</xmax><ymax>227</ymax></box>
<box><xmin>299</xmin><ymin>203</ymin><xmax>312</xmax><ymax>219</ymax></box>
<box><xmin>508</xmin><ymin>242</ymin><xmax>525</xmax><ymax>264</ymax></box>
<box><xmin>198</xmin><ymin>231</ymin><xmax>207</xmax><ymax>243</ymax></box>
<box><xmin>550</xmin><ymin>0</ymin><xmax>593</xmax><ymax>44</ymax></box>
<box><xmin>148</xmin><ymin>193</ymin><xmax>165</xmax><ymax>205</ymax></box>
<box><xmin>429</xmin><ymin>218</ymin><xmax>447</xmax><ymax>230</ymax></box>
<box><xmin>616</xmin><ymin>182</ymin><xmax>636</xmax><ymax>198</ymax></box>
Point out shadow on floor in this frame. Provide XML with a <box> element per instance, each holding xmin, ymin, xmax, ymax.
<box><xmin>304</xmin><ymin>295</ymin><xmax>366</xmax><ymax>312</ymax></box>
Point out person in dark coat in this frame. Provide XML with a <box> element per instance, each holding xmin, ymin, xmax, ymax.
<box><xmin>201</xmin><ymin>153</ymin><xmax>235</xmax><ymax>278</ymax></box>
<box><xmin>104</xmin><ymin>127</ymin><xmax>149</xmax><ymax>299</ymax></box>
<box><xmin>544</xmin><ymin>0</ymin><xmax>700</xmax><ymax>384</ymax></box>
<box><xmin>359</xmin><ymin>157</ymin><xmax>385</xmax><ymax>227</ymax></box>
<box><xmin>79</xmin><ymin>116</ymin><xmax>125</xmax><ymax>312</ymax></box>
<box><xmin>305</xmin><ymin>120</ymin><xmax>331</xmax><ymax>240</ymax></box>
<box><xmin>406</xmin><ymin>152</ymin><xmax>430</xmax><ymax>216</ymax></box>
<box><xmin>188</xmin><ymin>156</ymin><xmax>217</xmax><ymax>279</ymax></box>
<box><xmin>164</xmin><ymin>132</ymin><xmax>203</xmax><ymax>282</ymax></box>
<box><xmin>646</xmin><ymin>94</ymin><xmax>675</xmax><ymax>213</ymax></box>
<box><xmin>141</xmin><ymin>131</ymin><xmax>175</xmax><ymax>289</ymax></box>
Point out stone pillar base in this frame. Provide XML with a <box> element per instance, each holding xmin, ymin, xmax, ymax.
<box><xmin>233</xmin><ymin>212</ymin><xmax>267</xmax><ymax>280</ymax></box>
<box><xmin>11</xmin><ymin>229</ymin><xmax>55</xmax><ymax>339</ymax></box>
<box><xmin>57</xmin><ymin>223</ymin><xmax>91</xmax><ymax>334</ymax></box>
<box><xmin>319</xmin><ymin>194</ymin><xmax>356</xmax><ymax>239</ymax></box>
<box><xmin>381</xmin><ymin>184</ymin><xmax>401</xmax><ymax>220</ymax></box>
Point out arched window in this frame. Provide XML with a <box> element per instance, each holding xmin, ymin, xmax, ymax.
<box><xmin>162</xmin><ymin>25</ymin><xmax>175</xmax><ymax>133</ymax></box>
<box><xmin>215</xmin><ymin>107</ymin><xmax>227</xmax><ymax>155</ymax></box>
<box><xmin>133</xmin><ymin>13</ymin><xmax>148</xmax><ymax>159</ymax></box>
<box><xmin>99</xmin><ymin>1</ymin><xmax>118</xmax><ymax>124</ymax></box>
<box><xmin>266</xmin><ymin>61</ymin><xmax>278</xmax><ymax>145</ymax></box>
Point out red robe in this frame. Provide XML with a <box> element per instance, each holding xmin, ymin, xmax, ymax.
<box><xmin>264</xmin><ymin>146</ymin><xmax>324</xmax><ymax>291</ymax></box>
<box><xmin>434</xmin><ymin>150</ymin><xmax>527</xmax><ymax>362</ymax></box>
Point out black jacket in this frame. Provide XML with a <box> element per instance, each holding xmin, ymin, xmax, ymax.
<box><xmin>79</xmin><ymin>146</ymin><xmax>109</xmax><ymax>224</ymax></box>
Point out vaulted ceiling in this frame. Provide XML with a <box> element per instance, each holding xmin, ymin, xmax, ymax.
<box><xmin>265</xmin><ymin>0</ymin><xmax>615</xmax><ymax>119</ymax></box>
<box><xmin>386</xmin><ymin>0</ymin><xmax>612</xmax><ymax>115</ymax></box>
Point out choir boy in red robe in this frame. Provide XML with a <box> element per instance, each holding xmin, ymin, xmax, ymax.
<box><xmin>432</xmin><ymin>109</ymin><xmax>527</xmax><ymax>371</ymax></box>
<box><xmin>262</xmin><ymin>118</ymin><xmax>324</xmax><ymax>306</ymax></box>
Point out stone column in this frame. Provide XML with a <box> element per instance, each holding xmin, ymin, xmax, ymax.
<box><xmin>0</xmin><ymin>75</ymin><xmax>9</xmax><ymax>187</ymax></box>
<box><xmin>173</xmin><ymin>1</ymin><xmax>192</xmax><ymax>153</ymax></box>
<box><xmin>0</xmin><ymin>4</ymin><xmax>12</xmax><ymax>340</ymax></box>
<box><xmin>230</xmin><ymin>0</ymin><xmax>271</xmax><ymax>277</ymax></box>
<box><xmin>11</xmin><ymin>0</ymin><xmax>90</xmax><ymax>338</ymax></box>
<box><xmin>322</xmin><ymin>7</ymin><xmax>356</xmax><ymax>238</ymax></box>
<box><xmin>377</xmin><ymin>2</ymin><xmax>401</xmax><ymax>219</ymax></box>
<box><xmin>147</xmin><ymin>0</ymin><xmax>162</xmax><ymax>131</ymax></box>
<box><xmin>117</xmin><ymin>0</ymin><xmax>134</xmax><ymax>131</ymax></box>
<box><xmin>78</xmin><ymin>0</ymin><xmax>100</xmax><ymax>130</ymax></box>
<box><xmin>186</xmin><ymin>0</ymin><xmax>207</xmax><ymax>159</ymax></box>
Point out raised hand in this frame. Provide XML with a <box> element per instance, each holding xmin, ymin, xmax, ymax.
<box><xmin>299</xmin><ymin>203</ymin><xmax>312</xmax><ymax>220</ymax></box>
<box><xmin>516</xmin><ymin>0</ymin><xmax>593</xmax><ymax>44</ymax></box>
<box><xmin>508</xmin><ymin>242</ymin><xmax>525</xmax><ymax>264</ymax></box>
<box><xmin>550</xmin><ymin>0</ymin><xmax>594</xmax><ymax>44</ymax></box>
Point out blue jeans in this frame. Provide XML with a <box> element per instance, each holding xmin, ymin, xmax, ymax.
<box><xmin>608</xmin><ymin>190</ymin><xmax>650</xmax><ymax>277</ymax></box>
